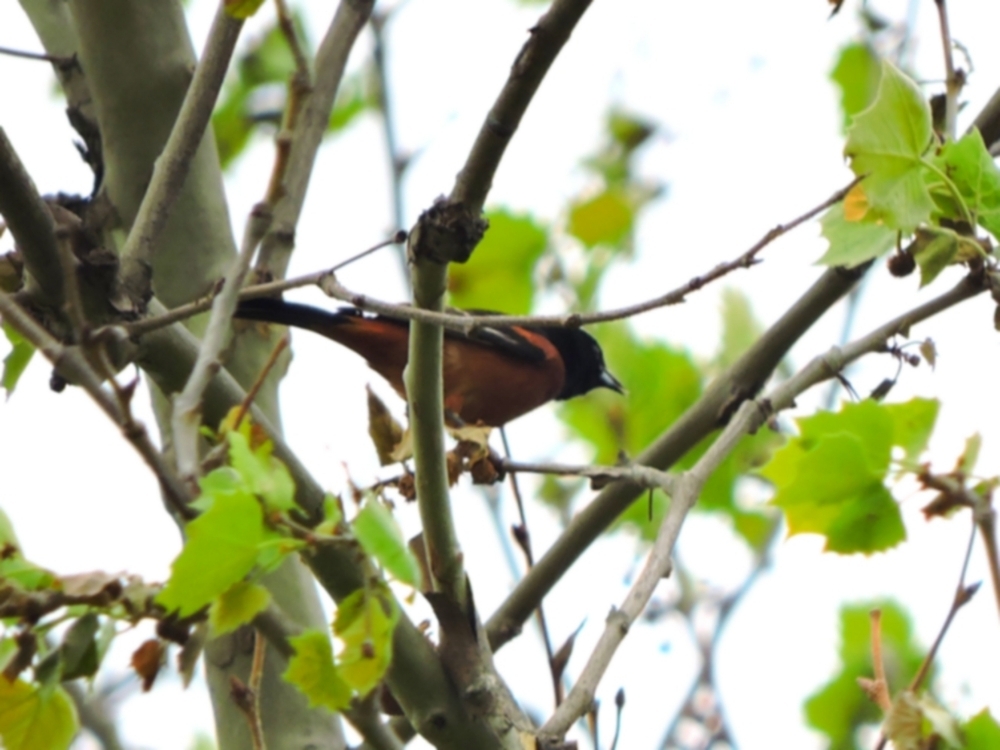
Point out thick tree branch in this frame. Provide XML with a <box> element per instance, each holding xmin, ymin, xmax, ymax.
<box><xmin>485</xmin><ymin>263</ymin><xmax>870</xmax><ymax>649</ymax></box>
<box><xmin>0</xmin><ymin>128</ymin><xmax>63</xmax><ymax>304</ymax></box>
<box><xmin>451</xmin><ymin>0</ymin><xmax>594</xmax><ymax>213</ymax></box>
<box><xmin>540</xmin><ymin>270</ymin><xmax>987</xmax><ymax>741</ymax></box>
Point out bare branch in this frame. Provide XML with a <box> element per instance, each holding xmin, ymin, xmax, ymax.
<box><xmin>118</xmin><ymin>4</ymin><xmax>245</xmax><ymax>296</ymax></box>
<box><xmin>255</xmin><ymin>0</ymin><xmax>376</xmax><ymax>278</ymax></box>
<box><xmin>488</xmin><ymin>268</ymin><xmax>987</xmax><ymax>651</ymax></box>
<box><xmin>172</xmin><ymin>203</ymin><xmax>272</xmax><ymax>482</ymax></box>
<box><xmin>0</xmin><ymin>128</ymin><xmax>63</xmax><ymax>304</ymax></box>
<box><xmin>934</xmin><ymin>0</ymin><xmax>961</xmax><ymax>140</ymax></box>
<box><xmin>451</xmin><ymin>0</ymin><xmax>595</xmax><ymax>213</ymax></box>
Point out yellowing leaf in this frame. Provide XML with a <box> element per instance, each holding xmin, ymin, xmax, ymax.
<box><xmin>844</xmin><ymin>62</ymin><xmax>935</xmax><ymax>233</ymax></box>
<box><xmin>0</xmin><ymin>680</ymin><xmax>77</xmax><ymax>750</ymax></box>
<box><xmin>843</xmin><ymin>183</ymin><xmax>870</xmax><ymax>221</ymax></box>
<box><xmin>283</xmin><ymin>630</ymin><xmax>351</xmax><ymax>712</ymax></box>
<box><xmin>209</xmin><ymin>581</ymin><xmax>272</xmax><ymax>636</ymax></box>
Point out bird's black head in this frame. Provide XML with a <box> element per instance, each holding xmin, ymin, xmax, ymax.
<box><xmin>536</xmin><ymin>326</ymin><xmax>625</xmax><ymax>400</ymax></box>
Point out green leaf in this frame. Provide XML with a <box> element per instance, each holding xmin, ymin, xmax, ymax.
<box><xmin>818</xmin><ymin>202</ymin><xmax>897</xmax><ymax>268</ymax></box>
<box><xmin>227</xmin><ymin>431</ymin><xmax>296</xmax><ymax>513</ymax></box>
<box><xmin>334</xmin><ymin>587</ymin><xmax>399</xmax><ymax>696</ymax></box>
<box><xmin>447</xmin><ymin>210</ymin><xmax>547</xmax><ymax>314</ymax></box>
<box><xmin>353</xmin><ymin>500</ymin><xmax>421</xmax><ymax>588</ymax></box>
<box><xmin>157</xmin><ymin>491</ymin><xmax>265</xmax><ymax>617</ymax></box>
<box><xmin>805</xmin><ymin>601</ymin><xmax>926</xmax><ymax>750</ymax></box>
<box><xmin>966</xmin><ymin>709</ymin><xmax>1000</xmax><ymax>750</ymax></box>
<box><xmin>844</xmin><ymin>62</ymin><xmax>935</xmax><ymax>233</ymax></box>
<box><xmin>59</xmin><ymin>613</ymin><xmax>100</xmax><ymax>680</ymax></box>
<box><xmin>930</xmin><ymin>128</ymin><xmax>1000</xmax><ymax>239</ymax></box>
<box><xmin>830</xmin><ymin>43</ymin><xmax>882</xmax><ymax>130</ymax></box>
<box><xmin>883</xmin><ymin>397</ymin><xmax>938</xmax><ymax>466</ymax></box>
<box><xmin>0</xmin><ymin>558</ymin><xmax>57</xmax><ymax>592</ymax></box>
<box><xmin>283</xmin><ymin>630</ymin><xmax>351</xmax><ymax>712</ymax></box>
<box><xmin>760</xmin><ymin>400</ymin><xmax>930</xmax><ymax>554</ymax></box>
<box><xmin>0</xmin><ymin>679</ymin><xmax>77</xmax><ymax>750</ymax></box>
<box><xmin>910</xmin><ymin>227</ymin><xmax>960</xmax><ymax>287</ymax></box>
<box><xmin>209</xmin><ymin>581</ymin><xmax>272</xmax><ymax>636</ymax></box>
<box><xmin>2</xmin><ymin>322</ymin><xmax>35</xmax><ymax>396</ymax></box>
<box><xmin>568</xmin><ymin>188</ymin><xmax>635</xmax><ymax>249</ymax></box>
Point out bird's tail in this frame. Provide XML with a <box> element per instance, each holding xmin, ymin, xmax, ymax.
<box><xmin>234</xmin><ymin>297</ymin><xmax>357</xmax><ymax>335</ymax></box>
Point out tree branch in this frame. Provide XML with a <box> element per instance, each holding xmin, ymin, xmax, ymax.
<box><xmin>171</xmin><ymin>203</ymin><xmax>271</xmax><ymax>482</ymax></box>
<box><xmin>540</xmin><ymin>270</ymin><xmax>987</xmax><ymax>741</ymax></box>
<box><xmin>254</xmin><ymin>0</ymin><xmax>376</xmax><ymax>278</ymax></box>
<box><xmin>0</xmin><ymin>128</ymin><xmax>63</xmax><ymax>304</ymax></box>
<box><xmin>451</xmin><ymin>0</ymin><xmax>594</xmax><ymax>213</ymax></box>
<box><xmin>118</xmin><ymin>4</ymin><xmax>244</xmax><ymax>297</ymax></box>
<box><xmin>485</xmin><ymin>263</ymin><xmax>870</xmax><ymax>649</ymax></box>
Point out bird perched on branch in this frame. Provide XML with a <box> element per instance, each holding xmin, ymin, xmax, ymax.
<box><xmin>235</xmin><ymin>297</ymin><xmax>624</xmax><ymax>427</ymax></box>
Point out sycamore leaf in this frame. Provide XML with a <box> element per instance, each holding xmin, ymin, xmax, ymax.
<box><xmin>830</xmin><ymin>43</ymin><xmax>882</xmax><ymax>130</ymax></box>
<box><xmin>0</xmin><ymin>679</ymin><xmax>77</xmax><ymax>750</ymax></box>
<box><xmin>283</xmin><ymin>630</ymin><xmax>351</xmax><ymax>712</ymax></box>
<box><xmin>447</xmin><ymin>210</ymin><xmax>547</xmax><ymax>314</ymax></box>
<box><xmin>966</xmin><ymin>709</ymin><xmax>1000</xmax><ymax>749</ymax></box>
<box><xmin>761</xmin><ymin>399</ymin><xmax>937</xmax><ymax>554</ymax></box>
<box><xmin>844</xmin><ymin>62</ymin><xmax>935</xmax><ymax>233</ymax></box>
<box><xmin>353</xmin><ymin>500</ymin><xmax>421</xmax><ymax>588</ymax></box>
<box><xmin>334</xmin><ymin>587</ymin><xmax>399</xmax><ymax>696</ymax></box>
<box><xmin>209</xmin><ymin>581</ymin><xmax>272</xmax><ymax>636</ymax></box>
<box><xmin>157</xmin><ymin>491</ymin><xmax>265</xmax><ymax>617</ymax></box>
<box><xmin>930</xmin><ymin>128</ymin><xmax>1000</xmax><ymax>239</ymax></box>
<box><xmin>818</xmin><ymin>202</ymin><xmax>896</xmax><ymax>268</ymax></box>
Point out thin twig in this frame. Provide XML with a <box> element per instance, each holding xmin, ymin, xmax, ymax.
<box><xmin>172</xmin><ymin>204</ymin><xmax>272</xmax><ymax>483</ymax></box>
<box><xmin>541</xmin><ymin>272</ymin><xmax>985</xmax><ymax>737</ymax></box>
<box><xmin>322</xmin><ymin>178</ymin><xmax>861</xmax><ymax>332</ymax></box>
<box><xmin>500</xmin><ymin>428</ymin><xmax>561</xmax><ymax>706</ymax></box>
<box><xmin>254</xmin><ymin>0</ymin><xmax>376</xmax><ymax>278</ymax></box>
<box><xmin>0</xmin><ymin>291</ymin><xmax>194</xmax><ymax>518</ymax></box>
<box><xmin>248</xmin><ymin>632</ymin><xmax>267</xmax><ymax>749</ymax></box>
<box><xmin>117</xmin><ymin>176</ymin><xmax>853</xmax><ymax>340</ymax></box>
<box><xmin>501</xmin><ymin>459</ymin><xmax>676</xmax><ymax>494</ymax></box>
<box><xmin>486</xmin><ymin>266</ymin><xmax>983</xmax><ymax>651</ymax></box>
<box><xmin>118</xmin><ymin>5</ymin><xmax>244</xmax><ymax>295</ymax></box>
<box><xmin>0</xmin><ymin>45</ymin><xmax>75</xmax><ymax>68</ymax></box>
<box><xmin>232</xmin><ymin>333</ymin><xmax>289</xmax><ymax>430</ymax></box>
<box><xmin>934</xmin><ymin>0</ymin><xmax>960</xmax><ymax>140</ymax></box>
<box><xmin>370</xmin><ymin>11</ymin><xmax>410</xmax><ymax>281</ymax></box>
<box><xmin>273</xmin><ymin>0</ymin><xmax>310</xmax><ymax>82</ymax></box>
<box><xmin>119</xmin><ymin>234</ymin><xmax>403</xmax><ymax>338</ymax></box>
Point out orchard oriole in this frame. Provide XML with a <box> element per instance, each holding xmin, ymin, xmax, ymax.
<box><xmin>235</xmin><ymin>297</ymin><xmax>624</xmax><ymax>426</ymax></box>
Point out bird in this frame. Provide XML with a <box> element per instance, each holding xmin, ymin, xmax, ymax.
<box><xmin>234</xmin><ymin>297</ymin><xmax>624</xmax><ymax>427</ymax></box>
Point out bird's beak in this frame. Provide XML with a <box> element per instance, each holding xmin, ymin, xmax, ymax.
<box><xmin>600</xmin><ymin>368</ymin><xmax>626</xmax><ymax>394</ymax></box>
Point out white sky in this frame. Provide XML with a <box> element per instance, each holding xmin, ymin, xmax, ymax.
<box><xmin>2</xmin><ymin>1</ymin><xmax>1000</xmax><ymax>748</ymax></box>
